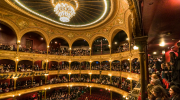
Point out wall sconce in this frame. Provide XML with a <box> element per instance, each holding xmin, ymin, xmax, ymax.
<box><xmin>69</xmin><ymin>48</ymin><xmax>71</xmax><ymax>50</ymax></box>
<box><xmin>19</xmin><ymin>94</ymin><xmax>21</xmax><ymax>96</ymax></box>
<box><xmin>89</xmin><ymin>60</ymin><xmax>92</xmax><ymax>63</ymax></box>
<box><xmin>47</xmin><ymin>45</ymin><xmax>49</xmax><ymax>48</ymax></box>
<box><xmin>17</xmin><ymin>40</ymin><xmax>21</xmax><ymax>43</ymax></box>
<box><xmin>69</xmin><ymin>61</ymin><xmax>71</xmax><ymax>63</ymax></box>
<box><xmin>108</xmin><ymin>74</ymin><xmax>112</xmax><ymax>76</ymax></box>
<box><xmin>89</xmin><ymin>73</ymin><xmax>92</xmax><ymax>75</ymax></box>
<box><xmin>68</xmin><ymin>73</ymin><xmax>71</xmax><ymax>75</ymax></box>
<box><xmin>127</xmin><ymin>77</ymin><xmax>132</xmax><ymax>80</ymax></box>
<box><xmin>46</xmin><ymin>59</ymin><xmax>49</xmax><ymax>62</ymax></box>
<box><xmin>133</xmin><ymin>46</ymin><xmax>138</xmax><ymax>50</ymax></box>
<box><xmin>126</xmin><ymin>38</ymin><xmax>129</xmax><ymax>40</ymax></box>
<box><xmin>90</xmin><ymin>86</ymin><xmax>91</xmax><ymax>87</ymax></box>
<box><xmin>89</xmin><ymin>48</ymin><xmax>91</xmax><ymax>50</ymax></box>
<box><xmin>108</xmin><ymin>45</ymin><xmax>111</xmax><ymax>47</ymax></box>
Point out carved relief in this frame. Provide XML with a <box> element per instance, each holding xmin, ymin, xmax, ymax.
<box><xmin>16</xmin><ymin>18</ymin><xmax>29</xmax><ymax>30</ymax></box>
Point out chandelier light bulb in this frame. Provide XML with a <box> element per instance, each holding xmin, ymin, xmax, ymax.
<box><xmin>51</xmin><ymin>0</ymin><xmax>78</xmax><ymax>22</ymax></box>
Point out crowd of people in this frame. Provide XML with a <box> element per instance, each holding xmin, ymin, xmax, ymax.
<box><xmin>71</xmin><ymin>49</ymin><xmax>90</xmax><ymax>56</ymax></box>
<box><xmin>47</xmin><ymin>87</ymin><xmax>86</xmax><ymax>100</ymax></box>
<box><xmin>49</xmin><ymin>47</ymin><xmax>69</xmax><ymax>56</ymax></box>
<box><xmin>0</xmin><ymin>44</ymin><xmax>16</xmax><ymax>51</ymax></box>
<box><xmin>0</xmin><ymin>64</ymin><xmax>15</xmax><ymax>73</ymax></box>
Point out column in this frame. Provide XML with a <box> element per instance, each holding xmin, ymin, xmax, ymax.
<box><xmin>69</xmin><ymin>73</ymin><xmax>71</xmax><ymax>82</ymax></box>
<box><xmin>15</xmin><ymin>60</ymin><xmax>18</xmax><ymax>73</ymax></box>
<box><xmin>45</xmin><ymin>75</ymin><xmax>47</xmax><ymax>85</ymax></box>
<box><xmin>16</xmin><ymin>42</ymin><xmax>20</xmax><ymax>54</ymax></box>
<box><xmin>47</xmin><ymin>46</ymin><xmax>49</xmax><ymax>55</ymax></box>
<box><xmin>110</xmin><ymin>75</ymin><xmax>112</xmax><ymax>84</ymax></box>
<box><xmin>90</xmin><ymin>61</ymin><xmax>92</xmax><ymax>70</ymax></box>
<box><xmin>89</xmin><ymin>47</ymin><xmax>91</xmax><ymax>56</ymax></box>
<box><xmin>69</xmin><ymin>47</ymin><xmax>71</xmax><ymax>56</ymax></box>
<box><xmin>110</xmin><ymin>61</ymin><xmax>112</xmax><ymax>71</ymax></box>
<box><xmin>69</xmin><ymin>61</ymin><xmax>71</xmax><ymax>70</ymax></box>
<box><xmin>90</xmin><ymin>86</ymin><xmax>91</xmax><ymax>95</ymax></box>
<box><xmin>134</xmin><ymin>36</ymin><xmax>148</xmax><ymax>100</ymax></box>
<box><xmin>89</xmin><ymin>73</ymin><xmax>92</xmax><ymax>82</ymax></box>
<box><xmin>68</xmin><ymin>86</ymin><xmax>70</xmax><ymax>94</ymax></box>
<box><xmin>46</xmin><ymin>60</ymin><xmax>48</xmax><ymax>72</ymax></box>
<box><xmin>110</xmin><ymin>91</ymin><xmax>112</xmax><ymax>100</ymax></box>
<box><xmin>14</xmin><ymin>78</ymin><xmax>17</xmax><ymax>90</ymax></box>
<box><xmin>44</xmin><ymin>89</ymin><xmax>46</xmax><ymax>100</ymax></box>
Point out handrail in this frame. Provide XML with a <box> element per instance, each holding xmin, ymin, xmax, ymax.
<box><xmin>0</xmin><ymin>82</ymin><xmax>129</xmax><ymax>99</ymax></box>
<box><xmin>0</xmin><ymin>70</ymin><xmax>140</xmax><ymax>81</ymax></box>
<box><xmin>0</xmin><ymin>50</ymin><xmax>139</xmax><ymax>62</ymax></box>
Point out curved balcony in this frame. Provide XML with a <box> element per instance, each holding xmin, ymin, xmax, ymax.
<box><xmin>0</xmin><ymin>50</ymin><xmax>139</xmax><ymax>62</ymax></box>
<box><xmin>0</xmin><ymin>82</ymin><xmax>129</xmax><ymax>99</ymax></box>
<box><xmin>0</xmin><ymin>70</ymin><xmax>140</xmax><ymax>81</ymax></box>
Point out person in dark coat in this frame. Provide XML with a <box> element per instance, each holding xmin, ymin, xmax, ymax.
<box><xmin>169</xmin><ymin>85</ymin><xmax>180</xmax><ymax>100</ymax></box>
<box><xmin>154</xmin><ymin>59</ymin><xmax>161</xmax><ymax>72</ymax></box>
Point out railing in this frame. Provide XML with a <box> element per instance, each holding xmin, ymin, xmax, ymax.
<box><xmin>0</xmin><ymin>50</ymin><xmax>139</xmax><ymax>62</ymax></box>
<box><xmin>0</xmin><ymin>70</ymin><xmax>140</xmax><ymax>81</ymax></box>
<box><xmin>0</xmin><ymin>83</ymin><xmax>129</xmax><ymax>99</ymax></box>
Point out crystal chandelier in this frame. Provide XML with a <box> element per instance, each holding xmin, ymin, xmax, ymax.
<box><xmin>51</xmin><ymin>0</ymin><xmax>78</xmax><ymax>22</ymax></box>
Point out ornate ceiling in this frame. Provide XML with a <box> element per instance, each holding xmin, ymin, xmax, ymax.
<box><xmin>10</xmin><ymin>0</ymin><xmax>111</xmax><ymax>28</ymax></box>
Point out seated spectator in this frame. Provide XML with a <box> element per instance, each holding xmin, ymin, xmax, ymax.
<box><xmin>152</xmin><ymin>85</ymin><xmax>168</xmax><ymax>100</ymax></box>
<box><xmin>169</xmin><ymin>85</ymin><xmax>180</xmax><ymax>100</ymax></box>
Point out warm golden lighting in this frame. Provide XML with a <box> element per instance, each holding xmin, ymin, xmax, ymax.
<box><xmin>159</xmin><ymin>41</ymin><xmax>165</xmax><ymax>46</ymax></box>
<box><xmin>127</xmin><ymin>77</ymin><xmax>132</xmax><ymax>80</ymax></box>
<box><xmin>51</xmin><ymin>0</ymin><xmax>78</xmax><ymax>22</ymax></box>
<box><xmin>133</xmin><ymin>46</ymin><xmax>138</xmax><ymax>50</ymax></box>
<box><xmin>89</xmin><ymin>73</ymin><xmax>92</xmax><ymax>75</ymax></box>
<box><xmin>153</xmin><ymin>52</ymin><xmax>157</xmax><ymax>54</ymax></box>
<box><xmin>108</xmin><ymin>74</ymin><xmax>112</xmax><ymax>76</ymax></box>
<box><xmin>126</xmin><ymin>38</ymin><xmax>129</xmax><ymax>40</ymax></box>
<box><xmin>68</xmin><ymin>73</ymin><xmax>71</xmax><ymax>75</ymax></box>
<box><xmin>17</xmin><ymin>40</ymin><xmax>21</xmax><ymax>43</ymax></box>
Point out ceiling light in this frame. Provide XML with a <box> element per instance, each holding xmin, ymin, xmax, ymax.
<box><xmin>153</xmin><ymin>52</ymin><xmax>157</xmax><ymax>54</ymax></box>
<box><xmin>51</xmin><ymin>0</ymin><xmax>78</xmax><ymax>22</ymax></box>
<box><xmin>159</xmin><ymin>41</ymin><xmax>165</xmax><ymax>46</ymax></box>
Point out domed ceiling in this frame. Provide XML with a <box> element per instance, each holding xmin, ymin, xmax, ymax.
<box><xmin>11</xmin><ymin>0</ymin><xmax>111</xmax><ymax>28</ymax></box>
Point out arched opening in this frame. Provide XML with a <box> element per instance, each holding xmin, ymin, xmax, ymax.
<box><xmin>131</xmin><ymin>58</ymin><xmax>140</xmax><ymax>73</ymax></box>
<box><xmin>72</xmin><ymin>39</ymin><xmax>89</xmax><ymax>56</ymax></box>
<box><xmin>121</xmin><ymin>60</ymin><xmax>130</xmax><ymax>72</ymax></box>
<box><xmin>112</xmin><ymin>60</ymin><xmax>120</xmax><ymax>71</ymax></box>
<box><xmin>48</xmin><ymin>61</ymin><xmax>58</xmax><ymax>70</ymax></box>
<box><xmin>0</xmin><ymin>23</ymin><xmax>17</xmax><ymax>51</ymax></box>
<box><xmin>121</xmin><ymin>77</ymin><xmax>130</xmax><ymax>92</ymax></box>
<box><xmin>81</xmin><ymin>61</ymin><xmax>90</xmax><ymax>70</ymax></box>
<box><xmin>111</xmin><ymin>31</ymin><xmax>129</xmax><ymax>53</ymax></box>
<box><xmin>92</xmin><ymin>61</ymin><xmax>100</xmax><ymax>70</ymax></box>
<box><xmin>0</xmin><ymin>59</ymin><xmax>15</xmax><ymax>72</ymax></box>
<box><xmin>70</xmin><ymin>74</ymin><xmax>80</xmax><ymax>82</ymax></box>
<box><xmin>16</xmin><ymin>77</ymin><xmax>32</xmax><ymax>90</ymax></box>
<box><xmin>92</xmin><ymin>37</ymin><xmax>109</xmax><ymax>55</ymax></box>
<box><xmin>101</xmin><ymin>61</ymin><xmax>110</xmax><ymax>70</ymax></box>
<box><xmin>18</xmin><ymin>60</ymin><xmax>33</xmax><ymax>72</ymax></box>
<box><xmin>34</xmin><ymin>60</ymin><xmax>44</xmax><ymax>71</ymax></box>
<box><xmin>20</xmin><ymin>32</ymin><xmax>47</xmax><ymax>54</ymax></box>
<box><xmin>71</xmin><ymin>61</ymin><xmax>80</xmax><ymax>70</ymax></box>
<box><xmin>59</xmin><ymin>61</ymin><xmax>69</xmax><ymax>70</ymax></box>
<box><xmin>49</xmin><ymin>38</ymin><xmax>69</xmax><ymax>56</ymax></box>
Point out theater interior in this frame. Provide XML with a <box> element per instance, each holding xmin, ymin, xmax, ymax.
<box><xmin>0</xmin><ymin>0</ymin><xmax>180</xmax><ymax>100</ymax></box>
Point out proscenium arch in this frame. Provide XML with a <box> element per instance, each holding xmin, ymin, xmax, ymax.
<box><xmin>19</xmin><ymin>28</ymin><xmax>49</xmax><ymax>45</ymax></box>
<box><xmin>90</xmin><ymin>34</ymin><xmax>110</xmax><ymax>49</ymax></box>
<box><xmin>0</xmin><ymin>19</ymin><xmax>20</xmax><ymax>40</ymax></box>
<box><xmin>49</xmin><ymin>35</ymin><xmax>70</xmax><ymax>47</ymax></box>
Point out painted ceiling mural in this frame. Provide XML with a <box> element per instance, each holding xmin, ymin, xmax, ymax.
<box><xmin>0</xmin><ymin>0</ymin><xmax>130</xmax><ymax>41</ymax></box>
